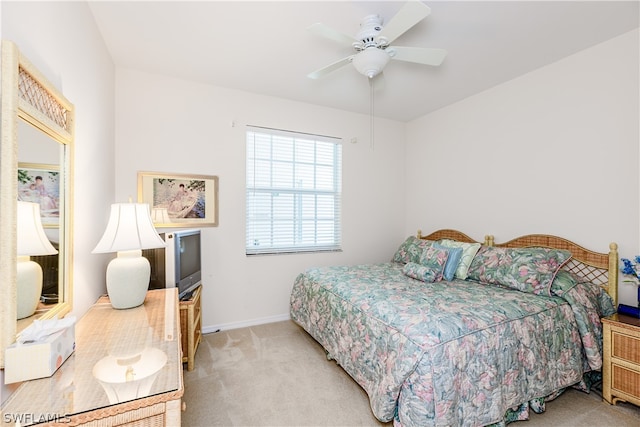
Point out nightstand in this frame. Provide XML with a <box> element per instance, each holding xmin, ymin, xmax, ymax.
<box><xmin>602</xmin><ymin>313</ymin><xmax>640</xmax><ymax>407</ymax></box>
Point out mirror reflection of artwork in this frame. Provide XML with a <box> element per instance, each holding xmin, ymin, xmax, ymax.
<box><xmin>152</xmin><ymin>178</ymin><xmax>205</xmax><ymax>219</ymax></box>
<box><xmin>18</xmin><ymin>164</ymin><xmax>60</xmax><ymax>226</ymax></box>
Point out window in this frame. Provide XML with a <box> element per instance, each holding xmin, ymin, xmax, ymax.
<box><xmin>246</xmin><ymin>126</ymin><xmax>342</xmax><ymax>255</ymax></box>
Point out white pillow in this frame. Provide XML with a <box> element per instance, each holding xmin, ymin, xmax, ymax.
<box><xmin>438</xmin><ymin>239</ymin><xmax>481</xmax><ymax>280</ymax></box>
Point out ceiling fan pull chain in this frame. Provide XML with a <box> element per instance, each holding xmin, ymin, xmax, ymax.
<box><xmin>370</xmin><ymin>80</ymin><xmax>375</xmax><ymax>150</ymax></box>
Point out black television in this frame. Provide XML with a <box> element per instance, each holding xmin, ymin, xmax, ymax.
<box><xmin>144</xmin><ymin>229</ymin><xmax>202</xmax><ymax>300</ymax></box>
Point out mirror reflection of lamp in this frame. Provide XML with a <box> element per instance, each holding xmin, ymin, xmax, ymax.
<box><xmin>17</xmin><ymin>201</ymin><xmax>58</xmax><ymax>319</ymax></box>
<box><xmin>93</xmin><ymin>347</ymin><xmax>167</xmax><ymax>405</ymax></box>
<box><xmin>92</xmin><ymin>203</ymin><xmax>166</xmax><ymax>309</ymax></box>
<box><xmin>150</xmin><ymin>207</ymin><xmax>171</xmax><ymax>224</ymax></box>
<box><xmin>92</xmin><ymin>346</ymin><xmax>167</xmax><ymax>404</ymax></box>
<box><xmin>92</xmin><ymin>307</ymin><xmax>167</xmax><ymax>404</ymax></box>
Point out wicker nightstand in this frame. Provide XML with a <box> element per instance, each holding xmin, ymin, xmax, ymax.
<box><xmin>602</xmin><ymin>313</ymin><xmax>640</xmax><ymax>407</ymax></box>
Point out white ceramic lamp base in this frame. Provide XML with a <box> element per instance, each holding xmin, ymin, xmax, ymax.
<box><xmin>106</xmin><ymin>250</ymin><xmax>150</xmax><ymax>309</ymax></box>
<box><xmin>17</xmin><ymin>256</ymin><xmax>43</xmax><ymax>320</ymax></box>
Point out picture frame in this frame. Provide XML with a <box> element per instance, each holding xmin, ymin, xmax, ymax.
<box><xmin>18</xmin><ymin>162</ymin><xmax>60</xmax><ymax>227</ymax></box>
<box><xmin>137</xmin><ymin>171</ymin><xmax>219</xmax><ymax>228</ymax></box>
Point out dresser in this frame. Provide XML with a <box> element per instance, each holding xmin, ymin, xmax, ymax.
<box><xmin>1</xmin><ymin>289</ymin><xmax>184</xmax><ymax>426</ymax></box>
<box><xmin>602</xmin><ymin>313</ymin><xmax>640</xmax><ymax>407</ymax></box>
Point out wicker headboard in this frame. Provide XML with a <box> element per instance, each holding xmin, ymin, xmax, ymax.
<box><xmin>492</xmin><ymin>234</ymin><xmax>618</xmax><ymax>307</ymax></box>
<box><xmin>417</xmin><ymin>229</ymin><xmax>618</xmax><ymax>306</ymax></box>
<box><xmin>417</xmin><ymin>229</ymin><xmax>488</xmax><ymax>245</ymax></box>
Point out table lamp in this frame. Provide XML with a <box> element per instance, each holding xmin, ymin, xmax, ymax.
<box><xmin>92</xmin><ymin>203</ymin><xmax>166</xmax><ymax>309</ymax></box>
<box><xmin>17</xmin><ymin>201</ymin><xmax>58</xmax><ymax>319</ymax></box>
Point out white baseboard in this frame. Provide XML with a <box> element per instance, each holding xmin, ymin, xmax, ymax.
<box><xmin>202</xmin><ymin>313</ymin><xmax>291</xmax><ymax>334</ymax></box>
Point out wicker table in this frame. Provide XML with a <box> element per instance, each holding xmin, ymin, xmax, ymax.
<box><xmin>1</xmin><ymin>289</ymin><xmax>184</xmax><ymax>426</ymax></box>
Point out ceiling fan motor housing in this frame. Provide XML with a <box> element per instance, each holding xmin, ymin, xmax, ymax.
<box><xmin>355</xmin><ymin>14</ymin><xmax>386</xmax><ymax>50</ymax></box>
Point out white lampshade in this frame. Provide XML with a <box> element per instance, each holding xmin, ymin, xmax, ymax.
<box><xmin>92</xmin><ymin>203</ymin><xmax>166</xmax><ymax>254</ymax></box>
<box><xmin>352</xmin><ymin>47</ymin><xmax>390</xmax><ymax>78</ymax></box>
<box><xmin>92</xmin><ymin>203</ymin><xmax>166</xmax><ymax>310</ymax></box>
<box><xmin>150</xmin><ymin>207</ymin><xmax>171</xmax><ymax>224</ymax></box>
<box><xmin>17</xmin><ymin>201</ymin><xmax>57</xmax><ymax>256</ymax></box>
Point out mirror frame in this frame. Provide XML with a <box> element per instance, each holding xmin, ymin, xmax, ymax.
<box><xmin>0</xmin><ymin>40</ymin><xmax>74</xmax><ymax>366</ymax></box>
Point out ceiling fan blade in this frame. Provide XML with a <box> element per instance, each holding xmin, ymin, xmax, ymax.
<box><xmin>387</xmin><ymin>46</ymin><xmax>447</xmax><ymax>66</ymax></box>
<box><xmin>377</xmin><ymin>0</ymin><xmax>431</xmax><ymax>46</ymax></box>
<box><xmin>308</xmin><ymin>23</ymin><xmax>358</xmax><ymax>47</ymax></box>
<box><xmin>307</xmin><ymin>56</ymin><xmax>354</xmax><ymax>79</ymax></box>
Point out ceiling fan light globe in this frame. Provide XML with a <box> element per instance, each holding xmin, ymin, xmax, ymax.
<box><xmin>352</xmin><ymin>48</ymin><xmax>390</xmax><ymax>78</ymax></box>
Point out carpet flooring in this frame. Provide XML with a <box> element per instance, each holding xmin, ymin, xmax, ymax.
<box><xmin>182</xmin><ymin>320</ymin><xmax>640</xmax><ymax>427</ymax></box>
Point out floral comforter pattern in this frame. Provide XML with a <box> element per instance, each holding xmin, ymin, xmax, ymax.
<box><xmin>289</xmin><ymin>262</ymin><xmax>614</xmax><ymax>427</ymax></box>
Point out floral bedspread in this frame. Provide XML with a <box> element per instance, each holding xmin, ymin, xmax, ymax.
<box><xmin>289</xmin><ymin>262</ymin><xmax>614</xmax><ymax>427</ymax></box>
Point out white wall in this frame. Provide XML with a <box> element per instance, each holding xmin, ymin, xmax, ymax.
<box><xmin>1</xmin><ymin>0</ymin><xmax>115</xmax><ymax>400</ymax></box>
<box><xmin>115</xmin><ymin>69</ymin><xmax>407</xmax><ymax>330</ymax></box>
<box><xmin>405</xmin><ymin>29</ymin><xmax>640</xmax><ymax>306</ymax></box>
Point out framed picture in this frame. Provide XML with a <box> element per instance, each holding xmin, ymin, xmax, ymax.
<box><xmin>18</xmin><ymin>163</ymin><xmax>60</xmax><ymax>227</ymax></box>
<box><xmin>137</xmin><ymin>171</ymin><xmax>219</xmax><ymax>228</ymax></box>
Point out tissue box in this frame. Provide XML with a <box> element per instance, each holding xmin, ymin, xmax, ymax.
<box><xmin>4</xmin><ymin>324</ymin><xmax>75</xmax><ymax>384</ymax></box>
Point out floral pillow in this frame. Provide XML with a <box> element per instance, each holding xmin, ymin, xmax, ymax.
<box><xmin>466</xmin><ymin>246</ymin><xmax>507</xmax><ymax>284</ymax></box>
<box><xmin>403</xmin><ymin>262</ymin><xmax>440</xmax><ymax>283</ymax></box>
<box><xmin>392</xmin><ymin>236</ymin><xmax>433</xmax><ymax>264</ymax></box>
<box><xmin>418</xmin><ymin>246</ymin><xmax>449</xmax><ymax>282</ymax></box>
<box><xmin>549</xmin><ymin>269</ymin><xmax>580</xmax><ymax>297</ymax></box>
<box><xmin>550</xmin><ymin>270</ymin><xmax>615</xmax><ymax>318</ymax></box>
<box><xmin>438</xmin><ymin>239</ymin><xmax>482</xmax><ymax>280</ymax></box>
<box><xmin>467</xmin><ymin>246</ymin><xmax>572</xmax><ymax>295</ymax></box>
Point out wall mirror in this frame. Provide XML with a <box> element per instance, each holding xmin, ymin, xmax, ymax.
<box><xmin>0</xmin><ymin>40</ymin><xmax>74</xmax><ymax>366</ymax></box>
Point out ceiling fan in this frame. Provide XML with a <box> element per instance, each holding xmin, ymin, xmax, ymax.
<box><xmin>307</xmin><ymin>0</ymin><xmax>446</xmax><ymax>84</ymax></box>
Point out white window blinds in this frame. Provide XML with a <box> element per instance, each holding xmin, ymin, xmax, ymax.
<box><xmin>246</xmin><ymin>126</ymin><xmax>342</xmax><ymax>255</ymax></box>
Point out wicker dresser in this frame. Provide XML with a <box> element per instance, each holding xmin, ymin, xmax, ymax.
<box><xmin>1</xmin><ymin>289</ymin><xmax>184</xmax><ymax>426</ymax></box>
<box><xmin>602</xmin><ymin>313</ymin><xmax>640</xmax><ymax>407</ymax></box>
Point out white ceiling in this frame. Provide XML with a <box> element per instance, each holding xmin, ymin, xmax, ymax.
<box><xmin>88</xmin><ymin>1</ymin><xmax>639</xmax><ymax>122</ymax></box>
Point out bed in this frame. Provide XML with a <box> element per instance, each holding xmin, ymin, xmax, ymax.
<box><xmin>289</xmin><ymin>229</ymin><xmax>619</xmax><ymax>426</ymax></box>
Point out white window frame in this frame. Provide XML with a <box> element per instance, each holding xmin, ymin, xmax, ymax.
<box><xmin>246</xmin><ymin>126</ymin><xmax>342</xmax><ymax>255</ymax></box>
